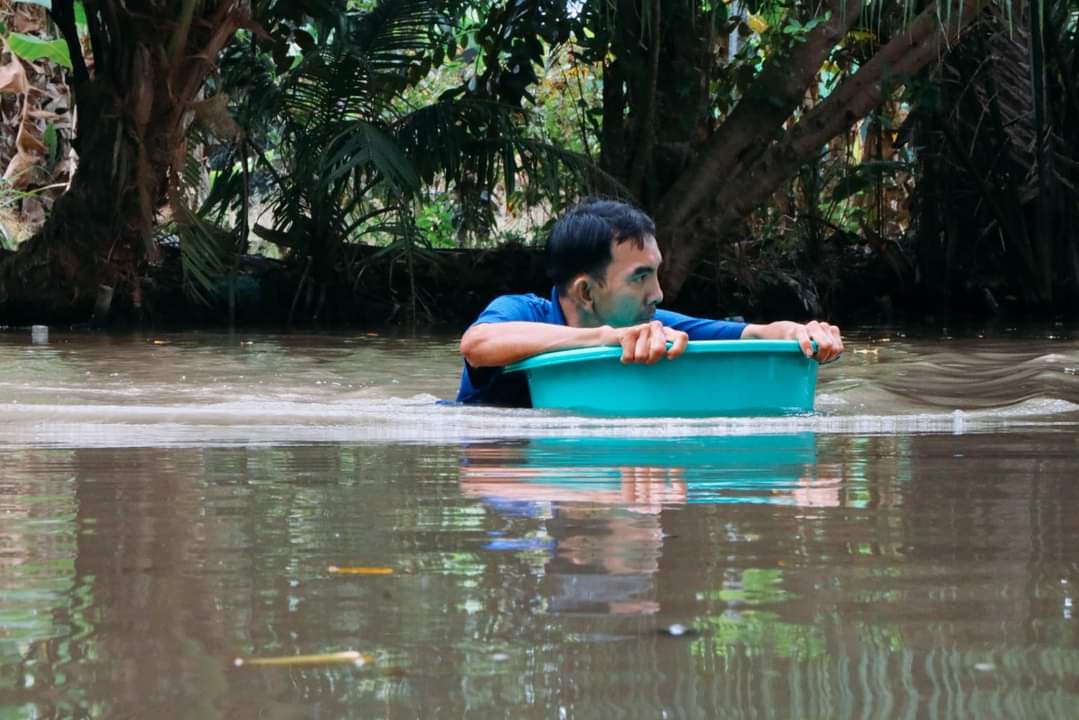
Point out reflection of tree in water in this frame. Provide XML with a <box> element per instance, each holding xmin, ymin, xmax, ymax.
<box><xmin>3</xmin><ymin>433</ymin><xmax>1078</xmax><ymax>717</ymax></box>
<box><xmin>62</xmin><ymin>448</ymin><xmax>241</xmax><ymax>718</ymax></box>
<box><xmin>2</xmin><ymin>443</ymin><xmax>441</xmax><ymax>718</ymax></box>
<box><xmin>0</xmin><ymin>449</ymin><xmax>79</xmax><ymax>714</ymax></box>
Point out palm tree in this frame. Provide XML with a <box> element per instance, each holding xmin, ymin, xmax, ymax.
<box><xmin>0</xmin><ymin>0</ymin><xmax>600</xmax><ymax>323</ymax></box>
<box><xmin>204</xmin><ymin>0</ymin><xmax>600</xmax><ymax>323</ymax></box>
<box><xmin>911</xmin><ymin>0</ymin><xmax>1079</xmax><ymax>312</ymax></box>
<box><xmin>0</xmin><ymin>0</ymin><xmax>270</xmax><ymax>322</ymax></box>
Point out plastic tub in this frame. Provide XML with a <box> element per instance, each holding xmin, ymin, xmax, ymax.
<box><xmin>504</xmin><ymin>340</ymin><xmax>818</xmax><ymax>417</ymax></box>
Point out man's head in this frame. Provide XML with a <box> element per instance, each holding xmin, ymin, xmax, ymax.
<box><xmin>545</xmin><ymin>199</ymin><xmax>664</xmax><ymax>328</ymax></box>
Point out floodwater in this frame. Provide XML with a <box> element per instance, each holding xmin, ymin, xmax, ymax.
<box><xmin>1</xmin><ymin>326</ymin><xmax>1078</xmax><ymax>719</ymax></box>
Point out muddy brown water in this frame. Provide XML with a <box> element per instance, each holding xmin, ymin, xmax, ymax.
<box><xmin>1</xmin><ymin>327</ymin><xmax>1078</xmax><ymax>718</ymax></box>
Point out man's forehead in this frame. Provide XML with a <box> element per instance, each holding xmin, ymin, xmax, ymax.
<box><xmin>610</xmin><ymin>234</ymin><xmax>662</xmax><ymax>265</ymax></box>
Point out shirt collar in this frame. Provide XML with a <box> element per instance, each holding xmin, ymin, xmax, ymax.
<box><xmin>549</xmin><ymin>286</ymin><xmax>567</xmax><ymax>326</ymax></box>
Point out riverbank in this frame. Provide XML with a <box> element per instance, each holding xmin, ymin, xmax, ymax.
<box><xmin>3</xmin><ymin>240</ymin><xmax>1077</xmax><ymax>329</ymax></box>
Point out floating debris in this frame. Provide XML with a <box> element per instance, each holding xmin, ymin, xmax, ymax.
<box><xmin>482</xmin><ymin>537</ymin><xmax>555</xmax><ymax>552</ymax></box>
<box><xmin>657</xmin><ymin>624</ymin><xmax>699</xmax><ymax>638</ymax></box>
<box><xmin>328</xmin><ymin>566</ymin><xmax>394</xmax><ymax>575</ymax></box>
<box><xmin>233</xmin><ymin>650</ymin><xmax>369</xmax><ymax>668</ymax></box>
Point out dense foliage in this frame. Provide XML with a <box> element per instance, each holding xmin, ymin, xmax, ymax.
<box><xmin>1</xmin><ymin>0</ymin><xmax>1076</xmax><ymax>324</ymax></box>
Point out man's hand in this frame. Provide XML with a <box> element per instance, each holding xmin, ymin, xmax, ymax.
<box><xmin>604</xmin><ymin>320</ymin><xmax>689</xmax><ymax>364</ymax></box>
<box><xmin>741</xmin><ymin>320</ymin><xmax>844</xmax><ymax>363</ymax></box>
<box><xmin>793</xmin><ymin>320</ymin><xmax>843</xmax><ymax>363</ymax></box>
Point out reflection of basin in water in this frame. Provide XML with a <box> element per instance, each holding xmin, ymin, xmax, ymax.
<box><xmin>468</xmin><ymin>435</ymin><xmax>825</xmax><ymax>616</ymax></box>
<box><xmin>516</xmin><ymin>434</ymin><xmax>819</xmax><ymax>505</ymax></box>
<box><xmin>504</xmin><ymin>340</ymin><xmax>818</xmax><ymax>417</ymax></box>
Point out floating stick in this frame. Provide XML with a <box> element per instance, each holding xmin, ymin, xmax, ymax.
<box><xmin>233</xmin><ymin>651</ymin><xmax>370</xmax><ymax>668</ymax></box>
<box><xmin>327</xmin><ymin>566</ymin><xmax>394</xmax><ymax>575</ymax></box>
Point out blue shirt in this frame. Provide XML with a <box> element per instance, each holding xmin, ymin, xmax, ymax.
<box><xmin>456</xmin><ymin>287</ymin><xmax>747</xmax><ymax>407</ymax></box>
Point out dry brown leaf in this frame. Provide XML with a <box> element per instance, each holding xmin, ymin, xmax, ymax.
<box><xmin>11</xmin><ymin>3</ymin><xmax>45</xmax><ymax>34</ymax></box>
<box><xmin>15</xmin><ymin>119</ymin><xmax>46</xmax><ymax>154</ymax></box>
<box><xmin>0</xmin><ymin>59</ymin><xmax>29</xmax><ymax>95</ymax></box>
<box><xmin>53</xmin><ymin>155</ymin><xmax>76</xmax><ymax>179</ymax></box>
<box><xmin>27</xmin><ymin>109</ymin><xmax>62</xmax><ymax>121</ymax></box>
<box><xmin>20</xmin><ymin>196</ymin><xmax>45</xmax><ymax>226</ymax></box>
<box><xmin>4</xmin><ymin>148</ymin><xmax>40</xmax><ymax>188</ymax></box>
<box><xmin>191</xmin><ymin>92</ymin><xmax>243</xmax><ymax>140</ymax></box>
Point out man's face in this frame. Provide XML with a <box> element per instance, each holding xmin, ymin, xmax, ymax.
<box><xmin>589</xmin><ymin>235</ymin><xmax>664</xmax><ymax>327</ymax></box>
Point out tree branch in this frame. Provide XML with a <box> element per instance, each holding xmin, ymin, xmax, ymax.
<box><xmin>655</xmin><ymin>0</ymin><xmax>864</xmax><ymax>233</ymax></box>
<box><xmin>627</xmin><ymin>0</ymin><xmax>660</xmax><ymax>198</ymax></box>
<box><xmin>168</xmin><ymin>0</ymin><xmax>198</xmax><ymax>68</ymax></box>
<box><xmin>662</xmin><ymin>0</ymin><xmax>991</xmax><ymax>297</ymax></box>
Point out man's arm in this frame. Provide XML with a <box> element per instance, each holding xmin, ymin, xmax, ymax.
<box><xmin>460</xmin><ymin>320</ymin><xmax>689</xmax><ymax>368</ymax></box>
<box><xmin>740</xmin><ymin>320</ymin><xmax>844</xmax><ymax>363</ymax></box>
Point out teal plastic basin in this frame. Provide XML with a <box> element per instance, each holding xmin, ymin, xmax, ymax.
<box><xmin>504</xmin><ymin>340</ymin><xmax>818</xmax><ymax>417</ymax></box>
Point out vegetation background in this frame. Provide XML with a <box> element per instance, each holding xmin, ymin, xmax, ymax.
<box><xmin>0</xmin><ymin>0</ymin><xmax>1076</xmax><ymax>327</ymax></box>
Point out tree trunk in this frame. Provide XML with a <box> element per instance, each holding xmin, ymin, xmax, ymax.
<box><xmin>0</xmin><ymin>82</ymin><xmax>156</xmax><ymax>322</ymax></box>
<box><xmin>0</xmin><ymin>0</ymin><xmax>247</xmax><ymax>324</ymax></box>
<box><xmin>656</xmin><ymin>0</ymin><xmax>990</xmax><ymax>299</ymax></box>
<box><xmin>598</xmin><ymin>0</ymin><xmax>715</xmax><ymax>209</ymax></box>
<box><xmin>653</xmin><ymin>0</ymin><xmax>865</xmax><ymax>235</ymax></box>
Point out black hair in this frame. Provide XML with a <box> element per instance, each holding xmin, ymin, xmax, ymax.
<box><xmin>545</xmin><ymin>199</ymin><xmax>657</xmax><ymax>294</ymax></box>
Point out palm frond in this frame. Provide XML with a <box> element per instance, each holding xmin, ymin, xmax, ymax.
<box><xmin>167</xmin><ymin>200</ymin><xmax>232</xmax><ymax>306</ymax></box>
<box><xmin>323</xmin><ymin>121</ymin><xmax>421</xmax><ymax>196</ymax></box>
<box><xmin>167</xmin><ymin>149</ymin><xmax>233</xmax><ymax>305</ymax></box>
<box><xmin>281</xmin><ymin>0</ymin><xmax>446</xmax><ymax>127</ymax></box>
<box><xmin>392</xmin><ymin>97</ymin><xmax>619</xmax><ymax>236</ymax></box>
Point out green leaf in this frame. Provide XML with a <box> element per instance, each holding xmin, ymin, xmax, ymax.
<box><xmin>831</xmin><ymin>174</ymin><xmax>870</xmax><ymax>203</ymax></box>
<box><xmin>43</xmin><ymin>123</ymin><xmax>58</xmax><ymax>164</ymax></box>
<box><xmin>74</xmin><ymin>1</ymin><xmax>87</xmax><ymax>29</ymax></box>
<box><xmin>7</xmin><ymin>33</ymin><xmax>72</xmax><ymax>69</ymax></box>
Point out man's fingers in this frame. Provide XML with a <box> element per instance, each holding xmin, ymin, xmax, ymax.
<box><xmin>647</xmin><ymin>321</ymin><xmax>666</xmax><ymax>364</ymax></box>
<box><xmin>806</xmin><ymin>321</ymin><xmax>844</xmax><ymax>363</ymax></box>
<box><xmin>620</xmin><ymin>323</ymin><xmax>689</xmax><ymax>364</ymax></box>
<box><xmin>829</xmin><ymin>325</ymin><xmax>845</xmax><ymax>360</ymax></box>
<box><xmin>795</xmin><ymin>326</ymin><xmax>814</xmax><ymax>358</ymax></box>
<box><xmin>666</xmin><ymin>329</ymin><xmax>688</xmax><ymax>359</ymax></box>
<box><xmin>620</xmin><ymin>328</ymin><xmax>638</xmax><ymax>363</ymax></box>
<box><xmin>633</xmin><ymin>325</ymin><xmax>652</xmax><ymax>362</ymax></box>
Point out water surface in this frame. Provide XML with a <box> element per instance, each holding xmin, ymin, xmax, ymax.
<box><xmin>1</xmin><ymin>327</ymin><xmax>1078</xmax><ymax>718</ymax></box>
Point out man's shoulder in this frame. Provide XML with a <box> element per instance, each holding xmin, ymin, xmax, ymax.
<box><xmin>489</xmin><ymin>292</ymin><xmax>549</xmax><ymax>306</ymax></box>
<box><xmin>474</xmin><ymin>292</ymin><xmax>554</xmax><ymax>324</ymax></box>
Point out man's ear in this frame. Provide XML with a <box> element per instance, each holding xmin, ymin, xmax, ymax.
<box><xmin>569</xmin><ymin>275</ymin><xmax>593</xmax><ymax>308</ymax></box>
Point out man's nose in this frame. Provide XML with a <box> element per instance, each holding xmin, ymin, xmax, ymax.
<box><xmin>649</xmin><ymin>280</ymin><xmax>663</xmax><ymax>306</ymax></box>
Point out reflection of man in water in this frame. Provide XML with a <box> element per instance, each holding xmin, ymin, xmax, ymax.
<box><xmin>461</xmin><ymin>445</ymin><xmax>687</xmax><ymax>616</ymax></box>
<box><xmin>544</xmin><ymin>508</ymin><xmax>663</xmax><ymax>616</ymax></box>
<box><xmin>459</xmin><ymin>440</ymin><xmax>844</xmax><ymax>614</ymax></box>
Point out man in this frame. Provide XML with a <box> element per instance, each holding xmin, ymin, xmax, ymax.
<box><xmin>457</xmin><ymin>199</ymin><xmax>843</xmax><ymax>406</ymax></box>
